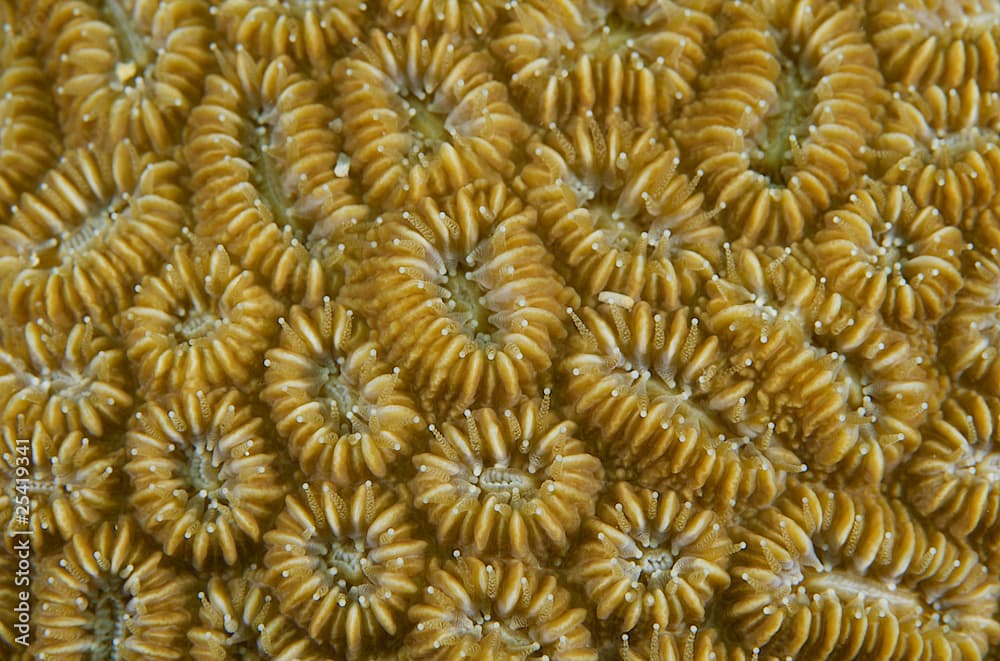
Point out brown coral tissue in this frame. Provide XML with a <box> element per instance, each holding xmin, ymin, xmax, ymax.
<box><xmin>262</xmin><ymin>297</ymin><xmax>423</xmax><ymax>484</ymax></box>
<box><xmin>5</xmin><ymin>1</ymin><xmax>1000</xmax><ymax>659</ymax></box>
<box><xmin>410</xmin><ymin>399</ymin><xmax>603</xmax><ymax>560</ymax></box>
<box><xmin>263</xmin><ymin>480</ymin><xmax>427</xmax><ymax>659</ymax></box>
<box><xmin>34</xmin><ymin>516</ymin><xmax>196</xmax><ymax>660</ymax></box>
<box><xmin>125</xmin><ymin>388</ymin><xmax>285</xmax><ymax>569</ymax></box>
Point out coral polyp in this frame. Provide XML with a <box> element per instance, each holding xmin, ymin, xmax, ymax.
<box><xmin>33</xmin><ymin>516</ymin><xmax>196</xmax><ymax>660</ymax></box>
<box><xmin>518</xmin><ymin>113</ymin><xmax>722</xmax><ymax>308</ymax></box>
<box><xmin>125</xmin><ymin>388</ymin><xmax>285</xmax><ymax>569</ymax></box>
<box><xmin>0</xmin><ymin>424</ymin><xmax>121</xmax><ymax>549</ymax></box>
<box><xmin>346</xmin><ymin>180</ymin><xmax>576</xmax><ymax>417</ymax></box>
<box><xmin>807</xmin><ymin>181</ymin><xmax>965</xmax><ymax>329</ymax></box>
<box><xmin>36</xmin><ymin>0</ymin><xmax>215</xmax><ymax>154</ymax></box>
<box><xmin>878</xmin><ymin>80</ymin><xmax>1000</xmax><ymax>226</ymax></box>
<box><xmin>410</xmin><ymin>399</ymin><xmax>603</xmax><ymax>560</ymax></box>
<box><xmin>333</xmin><ymin>27</ymin><xmax>528</xmax><ymax>209</ymax></box>
<box><xmin>214</xmin><ymin>0</ymin><xmax>370</xmax><ymax>71</ymax></box>
<box><xmin>868</xmin><ymin>0</ymin><xmax>1000</xmax><ymax>90</ymax></box>
<box><xmin>0</xmin><ymin>147</ymin><xmax>187</xmax><ymax>328</ymax></box>
<box><xmin>406</xmin><ymin>556</ymin><xmax>597</xmax><ymax>659</ymax></box>
<box><xmin>0</xmin><ymin>318</ymin><xmax>133</xmax><ymax>442</ymax></box>
<box><xmin>702</xmin><ymin>245</ymin><xmax>937</xmax><ymax>482</ymax></box>
<box><xmin>122</xmin><ymin>242</ymin><xmax>283</xmax><ymax>392</ymax></box>
<box><xmin>904</xmin><ymin>389</ymin><xmax>1000</xmax><ymax>562</ymax></box>
<box><xmin>561</xmin><ymin>299</ymin><xmax>803</xmax><ymax>509</ymax></box>
<box><xmin>572</xmin><ymin>482</ymin><xmax>732</xmax><ymax>633</ymax></box>
<box><xmin>185</xmin><ymin>48</ymin><xmax>368</xmax><ymax>301</ymax></box>
<box><xmin>262</xmin><ymin>298</ymin><xmax>423</xmax><ymax>484</ymax></box>
<box><xmin>494</xmin><ymin>0</ymin><xmax>718</xmax><ymax>127</ymax></box>
<box><xmin>188</xmin><ymin>570</ymin><xmax>329</xmax><ymax>661</ymax></box>
<box><xmin>673</xmin><ymin>0</ymin><xmax>886</xmax><ymax>245</ymax></box>
<box><xmin>263</xmin><ymin>480</ymin><xmax>427</xmax><ymax>659</ymax></box>
<box><xmin>725</xmin><ymin>480</ymin><xmax>1000</xmax><ymax>659</ymax></box>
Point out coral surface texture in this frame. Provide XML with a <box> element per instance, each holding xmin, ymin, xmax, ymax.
<box><xmin>2</xmin><ymin>0</ymin><xmax>1000</xmax><ymax>659</ymax></box>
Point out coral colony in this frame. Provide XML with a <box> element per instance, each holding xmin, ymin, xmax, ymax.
<box><xmin>1</xmin><ymin>0</ymin><xmax>1000</xmax><ymax>659</ymax></box>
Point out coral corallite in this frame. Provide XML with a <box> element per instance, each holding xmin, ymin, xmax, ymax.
<box><xmin>806</xmin><ymin>181</ymin><xmax>966</xmax><ymax>329</ymax></box>
<box><xmin>188</xmin><ymin>570</ymin><xmax>329</xmax><ymax>660</ymax></box>
<box><xmin>125</xmin><ymin>388</ymin><xmax>285</xmax><ymax>569</ymax></box>
<box><xmin>262</xmin><ymin>298</ymin><xmax>424</xmax><ymax>484</ymax></box>
<box><xmin>34</xmin><ymin>516</ymin><xmax>196</xmax><ymax>660</ymax></box>
<box><xmin>0</xmin><ymin>317</ymin><xmax>134</xmax><ymax>441</ymax></box>
<box><xmin>407</xmin><ymin>556</ymin><xmax>596</xmax><ymax>660</ymax></box>
<box><xmin>185</xmin><ymin>48</ymin><xmax>369</xmax><ymax>301</ymax></box>
<box><xmin>345</xmin><ymin>180</ymin><xmax>577</xmax><ymax>418</ymax></box>
<box><xmin>410</xmin><ymin>399</ymin><xmax>603</xmax><ymax>560</ymax></box>
<box><xmin>36</xmin><ymin>0</ymin><xmax>215</xmax><ymax>154</ymax></box>
<box><xmin>263</xmin><ymin>480</ymin><xmax>427</xmax><ymax>659</ymax></box>
<box><xmin>726</xmin><ymin>480</ymin><xmax>1000</xmax><ymax>659</ymax></box>
<box><xmin>572</xmin><ymin>482</ymin><xmax>732</xmax><ymax>634</ymax></box>
<box><xmin>517</xmin><ymin>113</ymin><xmax>723</xmax><ymax>309</ymax></box>
<box><xmin>333</xmin><ymin>27</ymin><xmax>528</xmax><ymax>209</ymax></box>
<box><xmin>5</xmin><ymin>0</ymin><xmax>1000</xmax><ymax>659</ymax></box>
<box><xmin>0</xmin><ymin>146</ymin><xmax>187</xmax><ymax>328</ymax></box>
<box><xmin>1</xmin><ymin>423</ymin><xmax>121</xmax><ymax>550</ymax></box>
<box><xmin>122</xmin><ymin>241</ymin><xmax>283</xmax><ymax>392</ymax></box>
<box><xmin>493</xmin><ymin>0</ymin><xmax>719</xmax><ymax>127</ymax></box>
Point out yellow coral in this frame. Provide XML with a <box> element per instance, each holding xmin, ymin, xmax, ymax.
<box><xmin>122</xmin><ymin>242</ymin><xmax>283</xmax><ymax>392</ymax></box>
<box><xmin>262</xmin><ymin>298</ymin><xmax>423</xmax><ymax>483</ymax></box>
<box><xmin>263</xmin><ymin>480</ymin><xmax>427</xmax><ymax>659</ymax></box>
<box><xmin>1</xmin><ymin>2</ymin><xmax>1000</xmax><ymax>659</ymax></box>
<box><xmin>34</xmin><ymin>516</ymin><xmax>197</xmax><ymax>660</ymax></box>
<box><xmin>573</xmin><ymin>482</ymin><xmax>732</xmax><ymax>633</ymax></box>
<box><xmin>333</xmin><ymin>27</ymin><xmax>528</xmax><ymax>209</ymax></box>
<box><xmin>673</xmin><ymin>0</ymin><xmax>886</xmax><ymax>244</ymax></box>
<box><xmin>346</xmin><ymin>180</ymin><xmax>576</xmax><ymax>417</ymax></box>
<box><xmin>125</xmin><ymin>388</ymin><xmax>285</xmax><ymax>569</ymax></box>
<box><xmin>410</xmin><ymin>399</ymin><xmax>603</xmax><ymax>560</ymax></box>
<box><xmin>406</xmin><ymin>556</ymin><xmax>597</xmax><ymax>659</ymax></box>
